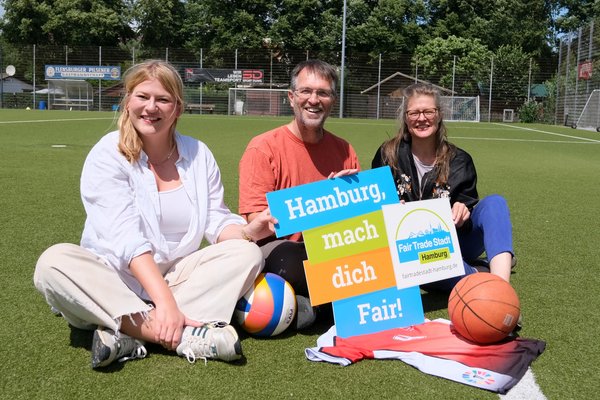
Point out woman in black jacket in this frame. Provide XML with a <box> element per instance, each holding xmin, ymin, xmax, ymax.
<box><xmin>372</xmin><ymin>83</ymin><xmax>514</xmax><ymax>292</ymax></box>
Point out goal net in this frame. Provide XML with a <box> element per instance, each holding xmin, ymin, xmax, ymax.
<box><xmin>574</xmin><ymin>89</ymin><xmax>600</xmax><ymax>131</ymax></box>
<box><xmin>228</xmin><ymin>88</ymin><xmax>479</xmax><ymax>121</ymax></box>
<box><xmin>440</xmin><ymin>96</ymin><xmax>480</xmax><ymax>122</ymax></box>
<box><xmin>228</xmin><ymin>88</ymin><xmax>291</xmax><ymax>116</ymax></box>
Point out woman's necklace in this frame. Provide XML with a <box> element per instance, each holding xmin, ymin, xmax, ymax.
<box><xmin>148</xmin><ymin>144</ymin><xmax>176</xmax><ymax>166</ymax></box>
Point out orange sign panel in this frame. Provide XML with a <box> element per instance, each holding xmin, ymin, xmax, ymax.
<box><xmin>303</xmin><ymin>246</ymin><xmax>396</xmax><ymax>306</ymax></box>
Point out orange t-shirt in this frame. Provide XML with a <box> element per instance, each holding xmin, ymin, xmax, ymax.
<box><xmin>239</xmin><ymin>125</ymin><xmax>360</xmax><ymax>241</ymax></box>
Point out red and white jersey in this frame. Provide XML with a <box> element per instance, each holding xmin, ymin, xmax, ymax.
<box><xmin>305</xmin><ymin>319</ymin><xmax>545</xmax><ymax>394</ymax></box>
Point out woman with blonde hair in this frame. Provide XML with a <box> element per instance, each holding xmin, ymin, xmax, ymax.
<box><xmin>35</xmin><ymin>60</ymin><xmax>276</xmax><ymax>369</ymax></box>
<box><xmin>372</xmin><ymin>83</ymin><xmax>515</xmax><ymax>292</ymax></box>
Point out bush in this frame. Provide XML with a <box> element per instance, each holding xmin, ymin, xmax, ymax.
<box><xmin>518</xmin><ymin>100</ymin><xmax>543</xmax><ymax>123</ymax></box>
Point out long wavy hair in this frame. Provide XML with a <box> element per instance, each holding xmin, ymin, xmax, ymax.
<box><xmin>380</xmin><ymin>83</ymin><xmax>455</xmax><ymax>184</ymax></box>
<box><xmin>117</xmin><ymin>60</ymin><xmax>184</xmax><ymax>163</ymax></box>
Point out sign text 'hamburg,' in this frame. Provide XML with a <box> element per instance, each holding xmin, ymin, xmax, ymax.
<box><xmin>267</xmin><ymin>167</ymin><xmax>398</xmax><ymax>237</ymax></box>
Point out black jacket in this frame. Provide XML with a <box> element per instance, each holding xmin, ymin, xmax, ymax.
<box><xmin>371</xmin><ymin>139</ymin><xmax>479</xmax><ymax>211</ymax></box>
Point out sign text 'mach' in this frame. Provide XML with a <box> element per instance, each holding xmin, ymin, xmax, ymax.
<box><xmin>266</xmin><ymin>166</ymin><xmax>398</xmax><ymax>238</ymax></box>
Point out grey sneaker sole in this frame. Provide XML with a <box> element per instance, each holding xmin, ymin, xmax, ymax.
<box><xmin>91</xmin><ymin>329</ymin><xmax>113</xmax><ymax>369</ymax></box>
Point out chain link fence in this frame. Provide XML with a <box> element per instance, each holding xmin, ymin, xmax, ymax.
<box><xmin>1</xmin><ymin>44</ymin><xmax>558</xmax><ymax>122</ymax></box>
<box><xmin>557</xmin><ymin>20</ymin><xmax>600</xmax><ymax>128</ymax></box>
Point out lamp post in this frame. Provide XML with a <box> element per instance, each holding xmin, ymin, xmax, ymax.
<box><xmin>0</xmin><ymin>46</ymin><xmax>4</xmax><ymax>109</ymax></box>
<box><xmin>339</xmin><ymin>0</ymin><xmax>347</xmax><ymax>119</ymax></box>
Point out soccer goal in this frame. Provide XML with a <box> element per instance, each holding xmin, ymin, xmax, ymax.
<box><xmin>228</xmin><ymin>88</ymin><xmax>291</xmax><ymax>116</ymax></box>
<box><xmin>573</xmin><ymin>89</ymin><xmax>600</xmax><ymax>131</ymax></box>
<box><xmin>441</xmin><ymin>96</ymin><xmax>480</xmax><ymax>122</ymax></box>
<box><xmin>389</xmin><ymin>95</ymin><xmax>480</xmax><ymax>122</ymax></box>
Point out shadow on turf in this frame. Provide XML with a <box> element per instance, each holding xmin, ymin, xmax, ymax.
<box><xmin>235</xmin><ymin>291</ymin><xmax>451</xmax><ymax>340</ymax></box>
<box><xmin>68</xmin><ymin>325</ymin><xmax>251</xmax><ymax>369</ymax></box>
<box><xmin>64</xmin><ymin>289</ymin><xmax>451</xmax><ymax>370</ymax></box>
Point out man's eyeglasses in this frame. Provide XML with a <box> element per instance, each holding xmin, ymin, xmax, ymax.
<box><xmin>406</xmin><ymin>108</ymin><xmax>438</xmax><ymax>120</ymax></box>
<box><xmin>293</xmin><ymin>88</ymin><xmax>334</xmax><ymax>100</ymax></box>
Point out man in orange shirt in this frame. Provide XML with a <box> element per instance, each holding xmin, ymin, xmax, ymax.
<box><xmin>238</xmin><ymin>59</ymin><xmax>360</xmax><ymax>329</ymax></box>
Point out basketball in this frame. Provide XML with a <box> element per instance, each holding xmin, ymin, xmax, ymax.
<box><xmin>448</xmin><ymin>273</ymin><xmax>520</xmax><ymax>344</ymax></box>
<box><xmin>234</xmin><ymin>273</ymin><xmax>297</xmax><ymax>337</ymax></box>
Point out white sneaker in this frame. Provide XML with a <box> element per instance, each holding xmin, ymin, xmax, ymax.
<box><xmin>91</xmin><ymin>327</ymin><xmax>147</xmax><ymax>369</ymax></box>
<box><xmin>176</xmin><ymin>322</ymin><xmax>242</xmax><ymax>364</ymax></box>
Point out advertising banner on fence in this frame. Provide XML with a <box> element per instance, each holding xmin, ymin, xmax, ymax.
<box><xmin>578</xmin><ymin>60</ymin><xmax>593</xmax><ymax>80</ymax></box>
<box><xmin>184</xmin><ymin>68</ymin><xmax>264</xmax><ymax>83</ymax></box>
<box><xmin>45</xmin><ymin>65</ymin><xmax>121</xmax><ymax>80</ymax></box>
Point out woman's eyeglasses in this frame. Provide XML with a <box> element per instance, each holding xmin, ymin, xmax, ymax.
<box><xmin>406</xmin><ymin>108</ymin><xmax>438</xmax><ymax>120</ymax></box>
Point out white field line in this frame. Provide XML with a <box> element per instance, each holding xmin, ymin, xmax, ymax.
<box><xmin>499</xmin><ymin>368</ymin><xmax>546</xmax><ymax>400</ymax></box>
<box><xmin>492</xmin><ymin>123</ymin><xmax>600</xmax><ymax>143</ymax></box>
<box><xmin>451</xmin><ymin>136</ymin><xmax>597</xmax><ymax>144</ymax></box>
<box><xmin>0</xmin><ymin>117</ymin><xmax>115</xmax><ymax>124</ymax></box>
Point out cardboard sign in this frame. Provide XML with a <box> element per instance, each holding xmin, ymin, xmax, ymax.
<box><xmin>382</xmin><ymin>199</ymin><xmax>465</xmax><ymax>289</ymax></box>
<box><xmin>265</xmin><ymin>167</ymin><xmax>427</xmax><ymax>338</ymax></box>
<box><xmin>266</xmin><ymin>167</ymin><xmax>398</xmax><ymax>237</ymax></box>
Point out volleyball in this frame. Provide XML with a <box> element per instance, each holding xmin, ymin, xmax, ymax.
<box><xmin>448</xmin><ymin>273</ymin><xmax>520</xmax><ymax>344</ymax></box>
<box><xmin>234</xmin><ymin>273</ymin><xmax>297</xmax><ymax>337</ymax></box>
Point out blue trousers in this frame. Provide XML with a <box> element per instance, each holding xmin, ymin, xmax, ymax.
<box><xmin>423</xmin><ymin>194</ymin><xmax>514</xmax><ymax>292</ymax></box>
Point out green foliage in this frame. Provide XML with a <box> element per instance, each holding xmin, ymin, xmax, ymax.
<box><xmin>183</xmin><ymin>0</ymin><xmax>272</xmax><ymax>51</ymax></box>
<box><xmin>133</xmin><ymin>0</ymin><xmax>186</xmax><ymax>48</ymax></box>
<box><xmin>554</xmin><ymin>0</ymin><xmax>600</xmax><ymax>32</ymax></box>
<box><xmin>268</xmin><ymin>0</ymin><xmax>341</xmax><ymax>52</ymax></box>
<box><xmin>0</xmin><ymin>0</ymin><xmax>568</xmax><ymax>59</ymax></box>
<box><xmin>412</xmin><ymin>35</ymin><xmax>492</xmax><ymax>94</ymax></box>
<box><xmin>493</xmin><ymin>45</ymin><xmax>537</xmax><ymax>105</ymax></box>
<box><xmin>1</xmin><ymin>0</ymin><xmax>133</xmax><ymax>45</ymax></box>
<box><xmin>518</xmin><ymin>100</ymin><xmax>543</xmax><ymax>122</ymax></box>
<box><xmin>427</xmin><ymin>0</ymin><xmax>553</xmax><ymax>56</ymax></box>
<box><xmin>348</xmin><ymin>0</ymin><xmax>428</xmax><ymax>55</ymax></box>
<box><xmin>539</xmin><ymin>77</ymin><xmax>557</xmax><ymax>124</ymax></box>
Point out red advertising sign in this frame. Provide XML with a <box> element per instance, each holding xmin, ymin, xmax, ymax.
<box><xmin>578</xmin><ymin>61</ymin><xmax>593</xmax><ymax>80</ymax></box>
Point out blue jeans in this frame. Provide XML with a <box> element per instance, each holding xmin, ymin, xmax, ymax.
<box><xmin>423</xmin><ymin>194</ymin><xmax>513</xmax><ymax>292</ymax></box>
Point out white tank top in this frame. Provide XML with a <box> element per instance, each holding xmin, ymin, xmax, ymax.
<box><xmin>158</xmin><ymin>185</ymin><xmax>192</xmax><ymax>251</ymax></box>
<box><xmin>412</xmin><ymin>153</ymin><xmax>434</xmax><ymax>182</ymax></box>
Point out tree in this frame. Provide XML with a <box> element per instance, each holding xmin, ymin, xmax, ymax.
<box><xmin>412</xmin><ymin>35</ymin><xmax>492</xmax><ymax>95</ymax></box>
<box><xmin>427</xmin><ymin>0</ymin><xmax>554</xmax><ymax>57</ymax></box>
<box><xmin>0</xmin><ymin>0</ymin><xmax>133</xmax><ymax>45</ymax></box>
<box><xmin>348</xmin><ymin>0</ymin><xmax>428</xmax><ymax>56</ymax></box>
<box><xmin>554</xmin><ymin>0</ymin><xmax>600</xmax><ymax>32</ymax></box>
<box><xmin>132</xmin><ymin>0</ymin><xmax>186</xmax><ymax>48</ymax></box>
<box><xmin>183</xmin><ymin>0</ymin><xmax>273</xmax><ymax>52</ymax></box>
<box><xmin>492</xmin><ymin>45</ymin><xmax>537</xmax><ymax>105</ymax></box>
<box><xmin>268</xmin><ymin>0</ymin><xmax>341</xmax><ymax>52</ymax></box>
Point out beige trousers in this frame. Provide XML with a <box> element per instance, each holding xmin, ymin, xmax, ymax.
<box><xmin>34</xmin><ymin>240</ymin><xmax>263</xmax><ymax>332</ymax></box>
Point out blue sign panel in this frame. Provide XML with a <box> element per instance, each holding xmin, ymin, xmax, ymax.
<box><xmin>266</xmin><ymin>166</ymin><xmax>398</xmax><ymax>237</ymax></box>
<box><xmin>45</xmin><ymin>65</ymin><xmax>121</xmax><ymax>80</ymax></box>
<box><xmin>332</xmin><ymin>285</ymin><xmax>424</xmax><ymax>338</ymax></box>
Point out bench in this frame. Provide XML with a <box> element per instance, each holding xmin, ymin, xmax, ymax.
<box><xmin>52</xmin><ymin>98</ymin><xmax>94</xmax><ymax>110</ymax></box>
<box><xmin>185</xmin><ymin>103</ymin><xmax>215</xmax><ymax>114</ymax></box>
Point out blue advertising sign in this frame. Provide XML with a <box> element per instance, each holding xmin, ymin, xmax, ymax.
<box><xmin>45</xmin><ymin>65</ymin><xmax>121</xmax><ymax>80</ymax></box>
<box><xmin>266</xmin><ymin>167</ymin><xmax>398</xmax><ymax>238</ymax></box>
